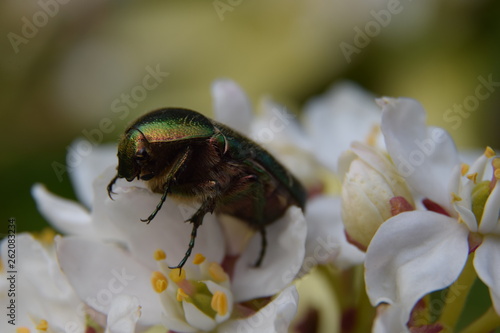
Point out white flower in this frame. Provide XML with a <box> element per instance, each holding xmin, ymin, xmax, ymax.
<box><xmin>365</xmin><ymin>97</ymin><xmax>500</xmax><ymax>330</ymax></box>
<box><xmin>34</xmin><ymin>158</ymin><xmax>306</xmax><ymax>332</ymax></box>
<box><xmin>0</xmin><ymin>234</ymin><xmax>87</xmax><ymax>333</ymax></box>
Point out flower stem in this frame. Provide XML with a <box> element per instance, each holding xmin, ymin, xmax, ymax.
<box><xmin>438</xmin><ymin>254</ymin><xmax>477</xmax><ymax>332</ymax></box>
<box><xmin>460</xmin><ymin>307</ymin><xmax>500</xmax><ymax>333</ymax></box>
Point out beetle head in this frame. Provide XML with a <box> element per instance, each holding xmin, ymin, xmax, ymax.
<box><xmin>108</xmin><ymin>128</ymin><xmax>155</xmax><ymax>198</ymax></box>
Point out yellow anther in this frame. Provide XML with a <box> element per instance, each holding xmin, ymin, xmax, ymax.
<box><xmin>451</xmin><ymin>193</ymin><xmax>462</xmax><ymax>202</ymax></box>
<box><xmin>208</xmin><ymin>262</ymin><xmax>228</xmax><ymax>283</ymax></box>
<box><xmin>33</xmin><ymin>227</ymin><xmax>56</xmax><ymax>244</ymax></box>
<box><xmin>151</xmin><ymin>271</ymin><xmax>168</xmax><ymax>293</ymax></box>
<box><xmin>493</xmin><ymin>158</ymin><xmax>500</xmax><ymax>175</ymax></box>
<box><xmin>461</xmin><ymin>163</ymin><xmax>470</xmax><ymax>176</ymax></box>
<box><xmin>192</xmin><ymin>253</ymin><xmax>206</xmax><ymax>265</ymax></box>
<box><xmin>153</xmin><ymin>249</ymin><xmax>167</xmax><ymax>261</ymax></box>
<box><xmin>211</xmin><ymin>291</ymin><xmax>229</xmax><ymax>316</ymax></box>
<box><xmin>485</xmin><ymin>146</ymin><xmax>495</xmax><ymax>158</ymax></box>
<box><xmin>36</xmin><ymin>319</ymin><xmax>48</xmax><ymax>331</ymax></box>
<box><xmin>365</xmin><ymin>125</ymin><xmax>380</xmax><ymax>147</ymax></box>
<box><xmin>495</xmin><ymin>169</ymin><xmax>500</xmax><ymax>180</ymax></box>
<box><xmin>177</xmin><ymin>288</ymin><xmax>189</xmax><ymax>302</ymax></box>
<box><xmin>169</xmin><ymin>268</ymin><xmax>186</xmax><ymax>283</ymax></box>
<box><xmin>16</xmin><ymin>328</ymin><xmax>30</xmax><ymax>333</ymax></box>
<box><xmin>467</xmin><ymin>172</ymin><xmax>478</xmax><ymax>183</ymax></box>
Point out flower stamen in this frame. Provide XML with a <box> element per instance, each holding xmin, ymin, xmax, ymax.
<box><xmin>16</xmin><ymin>328</ymin><xmax>30</xmax><ymax>333</ymax></box>
<box><xmin>177</xmin><ymin>288</ymin><xmax>189</xmax><ymax>302</ymax></box>
<box><xmin>485</xmin><ymin>146</ymin><xmax>495</xmax><ymax>158</ymax></box>
<box><xmin>461</xmin><ymin>163</ymin><xmax>469</xmax><ymax>176</ymax></box>
<box><xmin>36</xmin><ymin>319</ymin><xmax>48</xmax><ymax>331</ymax></box>
<box><xmin>151</xmin><ymin>271</ymin><xmax>168</xmax><ymax>293</ymax></box>
<box><xmin>154</xmin><ymin>249</ymin><xmax>166</xmax><ymax>261</ymax></box>
<box><xmin>451</xmin><ymin>193</ymin><xmax>462</xmax><ymax>202</ymax></box>
<box><xmin>208</xmin><ymin>262</ymin><xmax>229</xmax><ymax>283</ymax></box>
<box><xmin>169</xmin><ymin>268</ymin><xmax>186</xmax><ymax>283</ymax></box>
<box><xmin>466</xmin><ymin>173</ymin><xmax>478</xmax><ymax>183</ymax></box>
<box><xmin>192</xmin><ymin>253</ymin><xmax>206</xmax><ymax>265</ymax></box>
<box><xmin>211</xmin><ymin>291</ymin><xmax>228</xmax><ymax>316</ymax></box>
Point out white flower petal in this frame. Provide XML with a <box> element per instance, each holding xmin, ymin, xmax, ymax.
<box><xmin>303</xmin><ymin>81</ymin><xmax>381</xmax><ymax>172</ymax></box>
<box><xmin>1</xmin><ymin>234</ymin><xmax>86</xmax><ymax>332</ymax></box>
<box><xmin>474</xmin><ymin>236</ymin><xmax>500</xmax><ymax>315</ymax></box>
<box><xmin>160</xmin><ymin>295</ymin><xmax>196</xmax><ymax>333</ymax></box>
<box><xmin>212</xmin><ymin>79</ymin><xmax>253</xmax><ymax>135</ymax></box>
<box><xmin>231</xmin><ymin>207</ymin><xmax>306</xmax><ymax>302</ymax></box>
<box><xmin>105</xmin><ymin>295</ymin><xmax>141</xmax><ymax>333</ymax></box>
<box><xmin>365</xmin><ymin>211</ymin><xmax>469</xmax><ymax>326</ymax></box>
<box><xmin>372</xmin><ymin>304</ymin><xmax>410</xmax><ymax>333</ymax></box>
<box><xmin>104</xmin><ymin>182</ymin><xmax>225</xmax><ymax>271</ymax></box>
<box><xmin>68</xmin><ymin>138</ymin><xmax>117</xmax><ymax>208</ymax></box>
<box><xmin>31</xmin><ymin>183</ymin><xmax>94</xmax><ymax>235</ymax></box>
<box><xmin>182</xmin><ymin>301</ymin><xmax>216</xmax><ymax>331</ymax></box>
<box><xmin>305</xmin><ymin>195</ymin><xmax>364</xmax><ymax>270</ymax></box>
<box><xmin>379</xmin><ymin>97</ymin><xmax>460</xmax><ymax>208</ymax></box>
<box><xmin>218</xmin><ymin>285</ymin><xmax>298</xmax><ymax>333</ymax></box>
<box><xmin>56</xmin><ymin>236</ymin><xmax>163</xmax><ymax>325</ymax></box>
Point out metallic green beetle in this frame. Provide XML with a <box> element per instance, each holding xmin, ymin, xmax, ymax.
<box><xmin>107</xmin><ymin>108</ymin><xmax>306</xmax><ymax>270</ymax></box>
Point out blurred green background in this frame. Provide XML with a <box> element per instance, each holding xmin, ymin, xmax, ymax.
<box><xmin>1</xmin><ymin>0</ymin><xmax>499</xmax><ymax>242</ymax></box>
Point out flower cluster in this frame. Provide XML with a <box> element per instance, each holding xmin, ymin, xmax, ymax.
<box><xmin>2</xmin><ymin>81</ymin><xmax>499</xmax><ymax>333</ymax></box>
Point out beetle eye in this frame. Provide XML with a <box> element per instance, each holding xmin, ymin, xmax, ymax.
<box><xmin>135</xmin><ymin>149</ymin><xmax>149</xmax><ymax>163</ymax></box>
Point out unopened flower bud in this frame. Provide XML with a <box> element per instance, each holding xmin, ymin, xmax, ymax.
<box><xmin>340</xmin><ymin>142</ymin><xmax>414</xmax><ymax>250</ymax></box>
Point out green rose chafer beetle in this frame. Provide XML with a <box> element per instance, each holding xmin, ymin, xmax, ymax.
<box><xmin>107</xmin><ymin>108</ymin><xmax>306</xmax><ymax>270</ymax></box>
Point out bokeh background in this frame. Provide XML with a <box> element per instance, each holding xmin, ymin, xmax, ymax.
<box><xmin>3</xmin><ymin>0</ymin><xmax>500</xmax><ymax>231</ymax></box>
<box><xmin>1</xmin><ymin>0</ymin><xmax>500</xmax><ymax>330</ymax></box>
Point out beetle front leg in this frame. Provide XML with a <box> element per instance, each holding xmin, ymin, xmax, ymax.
<box><xmin>141</xmin><ymin>147</ymin><xmax>192</xmax><ymax>224</ymax></box>
<box><xmin>141</xmin><ymin>187</ymin><xmax>169</xmax><ymax>224</ymax></box>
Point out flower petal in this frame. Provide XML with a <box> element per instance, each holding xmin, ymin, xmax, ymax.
<box><xmin>473</xmin><ymin>236</ymin><xmax>500</xmax><ymax>315</ymax></box>
<box><xmin>231</xmin><ymin>207</ymin><xmax>306</xmax><ymax>302</ymax></box>
<box><xmin>218</xmin><ymin>285</ymin><xmax>299</xmax><ymax>333</ymax></box>
<box><xmin>379</xmin><ymin>97</ymin><xmax>460</xmax><ymax>209</ymax></box>
<box><xmin>105</xmin><ymin>295</ymin><xmax>141</xmax><ymax>333</ymax></box>
<box><xmin>31</xmin><ymin>183</ymin><xmax>94</xmax><ymax>235</ymax></box>
<box><xmin>0</xmin><ymin>234</ymin><xmax>86</xmax><ymax>332</ymax></box>
<box><xmin>212</xmin><ymin>79</ymin><xmax>253</xmax><ymax>135</ymax></box>
<box><xmin>365</xmin><ymin>211</ymin><xmax>469</xmax><ymax>326</ymax></box>
<box><xmin>56</xmin><ymin>236</ymin><xmax>163</xmax><ymax>325</ymax></box>
<box><xmin>305</xmin><ymin>195</ymin><xmax>364</xmax><ymax>270</ymax></box>
<box><xmin>104</xmin><ymin>182</ymin><xmax>225</xmax><ymax>271</ymax></box>
<box><xmin>182</xmin><ymin>301</ymin><xmax>216</xmax><ymax>331</ymax></box>
<box><xmin>372</xmin><ymin>304</ymin><xmax>410</xmax><ymax>333</ymax></box>
<box><xmin>303</xmin><ymin>81</ymin><xmax>381</xmax><ymax>172</ymax></box>
<box><xmin>68</xmin><ymin>138</ymin><xmax>117</xmax><ymax>208</ymax></box>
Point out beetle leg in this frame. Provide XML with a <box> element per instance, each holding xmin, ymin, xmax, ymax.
<box><xmin>254</xmin><ymin>226</ymin><xmax>267</xmax><ymax>267</ymax></box>
<box><xmin>140</xmin><ymin>188</ymin><xmax>169</xmax><ymax>224</ymax></box>
<box><xmin>169</xmin><ymin>197</ymin><xmax>217</xmax><ymax>270</ymax></box>
<box><xmin>141</xmin><ymin>147</ymin><xmax>192</xmax><ymax>223</ymax></box>
<box><xmin>107</xmin><ymin>175</ymin><xmax>119</xmax><ymax>200</ymax></box>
